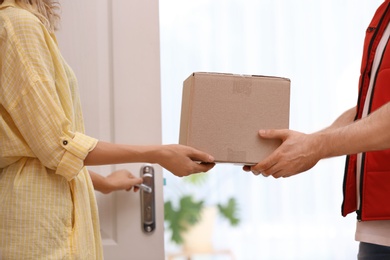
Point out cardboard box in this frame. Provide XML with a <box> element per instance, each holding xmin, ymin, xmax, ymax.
<box><xmin>179</xmin><ymin>72</ymin><xmax>290</xmax><ymax>165</ymax></box>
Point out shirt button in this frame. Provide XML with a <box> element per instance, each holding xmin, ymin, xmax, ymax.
<box><xmin>63</xmin><ymin>140</ymin><xmax>68</xmax><ymax>145</ymax></box>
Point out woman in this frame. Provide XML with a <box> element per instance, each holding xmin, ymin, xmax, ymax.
<box><xmin>0</xmin><ymin>0</ymin><xmax>215</xmax><ymax>259</ymax></box>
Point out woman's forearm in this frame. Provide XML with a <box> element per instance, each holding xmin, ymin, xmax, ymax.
<box><xmin>88</xmin><ymin>170</ymin><xmax>110</xmax><ymax>193</ymax></box>
<box><xmin>84</xmin><ymin>142</ymin><xmax>215</xmax><ymax>177</ymax></box>
<box><xmin>84</xmin><ymin>141</ymin><xmax>161</xmax><ymax>166</ymax></box>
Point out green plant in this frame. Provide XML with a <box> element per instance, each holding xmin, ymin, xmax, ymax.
<box><xmin>164</xmin><ymin>173</ymin><xmax>240</xmax><ymax>245</ymax></box>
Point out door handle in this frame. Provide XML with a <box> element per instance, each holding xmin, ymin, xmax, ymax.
<box><xmin>140</xmin><ymin>164</ymin><xmax>155</xmax><ymax>233</ymax></box>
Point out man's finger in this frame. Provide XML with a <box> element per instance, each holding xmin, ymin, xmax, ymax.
<box><xmin>259</xmin><ymin>129</ymin><xmax>289</xmax><ymax>140</ymax></box>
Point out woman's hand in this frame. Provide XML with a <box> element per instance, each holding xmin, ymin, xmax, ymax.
<box><xmin>156</xmin><ymin>144</ymin><xmax>215</xmax><ymax>177</ymax></box>
<box><xmin>90</xmin><ymin>169</ymin><xmax>143</xmax><ymax>194</ymax></box>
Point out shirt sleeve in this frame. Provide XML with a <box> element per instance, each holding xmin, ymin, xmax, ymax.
<box><xmin>0</xmin><ymin>9</ymin><xmax>97</xmax><ymax>181</ymax></box>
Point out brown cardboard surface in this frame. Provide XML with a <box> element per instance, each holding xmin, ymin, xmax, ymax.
<box><xmin>179</xmin><ymin>72</ymin><xmax>290</xmax><ymax>165</ymax></box>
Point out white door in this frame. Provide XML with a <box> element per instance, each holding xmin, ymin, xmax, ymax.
<box><xmin>56</xmin><ymin>1</ymin><xmax>165</xmax><ymax>259</ymax></box>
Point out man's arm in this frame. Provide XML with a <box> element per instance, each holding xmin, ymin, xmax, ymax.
<box><xmin>247</xmin><ymin>103</ymin><xmax>390</xmax><ymax>178</ymax></box>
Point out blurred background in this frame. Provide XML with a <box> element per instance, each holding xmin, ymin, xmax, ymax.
<box><xmin>159</xmin><ymin>0</ymin><xmax>383</xmax><ymax>259</ymax></box>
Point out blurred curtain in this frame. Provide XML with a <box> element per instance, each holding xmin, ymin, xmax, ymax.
<box><xmin>159</xmin><ymin>0</ymin><xmax>383</xmax><ymax>259</ymax></box>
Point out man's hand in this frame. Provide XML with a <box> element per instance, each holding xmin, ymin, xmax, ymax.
<box><xmin>243</xmin><ymin>129</ymin><xmax>322</xmax><ymax>178</ymax></box>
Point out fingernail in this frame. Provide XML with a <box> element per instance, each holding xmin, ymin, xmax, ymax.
<box><xmin>208</xmin><ymin>155</ymin><xmax>215</xmax><ymax>162</ymax></box>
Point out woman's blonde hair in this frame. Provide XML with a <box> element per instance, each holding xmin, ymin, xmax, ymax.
<box><xmin>1</xmin><ymin>0</ymin><xmax>60</xmax><ymax>32</ymax></box>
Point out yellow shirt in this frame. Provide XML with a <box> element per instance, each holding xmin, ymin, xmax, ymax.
<box><xmin>0</xmin><ymin>0</ymin><xmax>103</xmax><ymax>259</ymax></box>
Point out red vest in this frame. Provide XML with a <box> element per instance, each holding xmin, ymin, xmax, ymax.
<box><xmin>342</xmin><ymin>0</ymin><xmax>390</xmax><ymax>221</ymax></box>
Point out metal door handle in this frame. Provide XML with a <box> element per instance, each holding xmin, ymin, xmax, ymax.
<box><xmin>135</xmin><ymin>183</ymin><xmax>152</xmax><ymax>193</ymax></box>
<box><xmin>140</xmin><ymin>164</ymin><xmax>155</xmax><ymax>233</ymax></box>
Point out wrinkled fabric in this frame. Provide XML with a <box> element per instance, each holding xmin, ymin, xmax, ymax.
<box><xmin>0</xmin><ymin>0</ymin><xmax>103</xmax><ymax>259</ymax></box>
